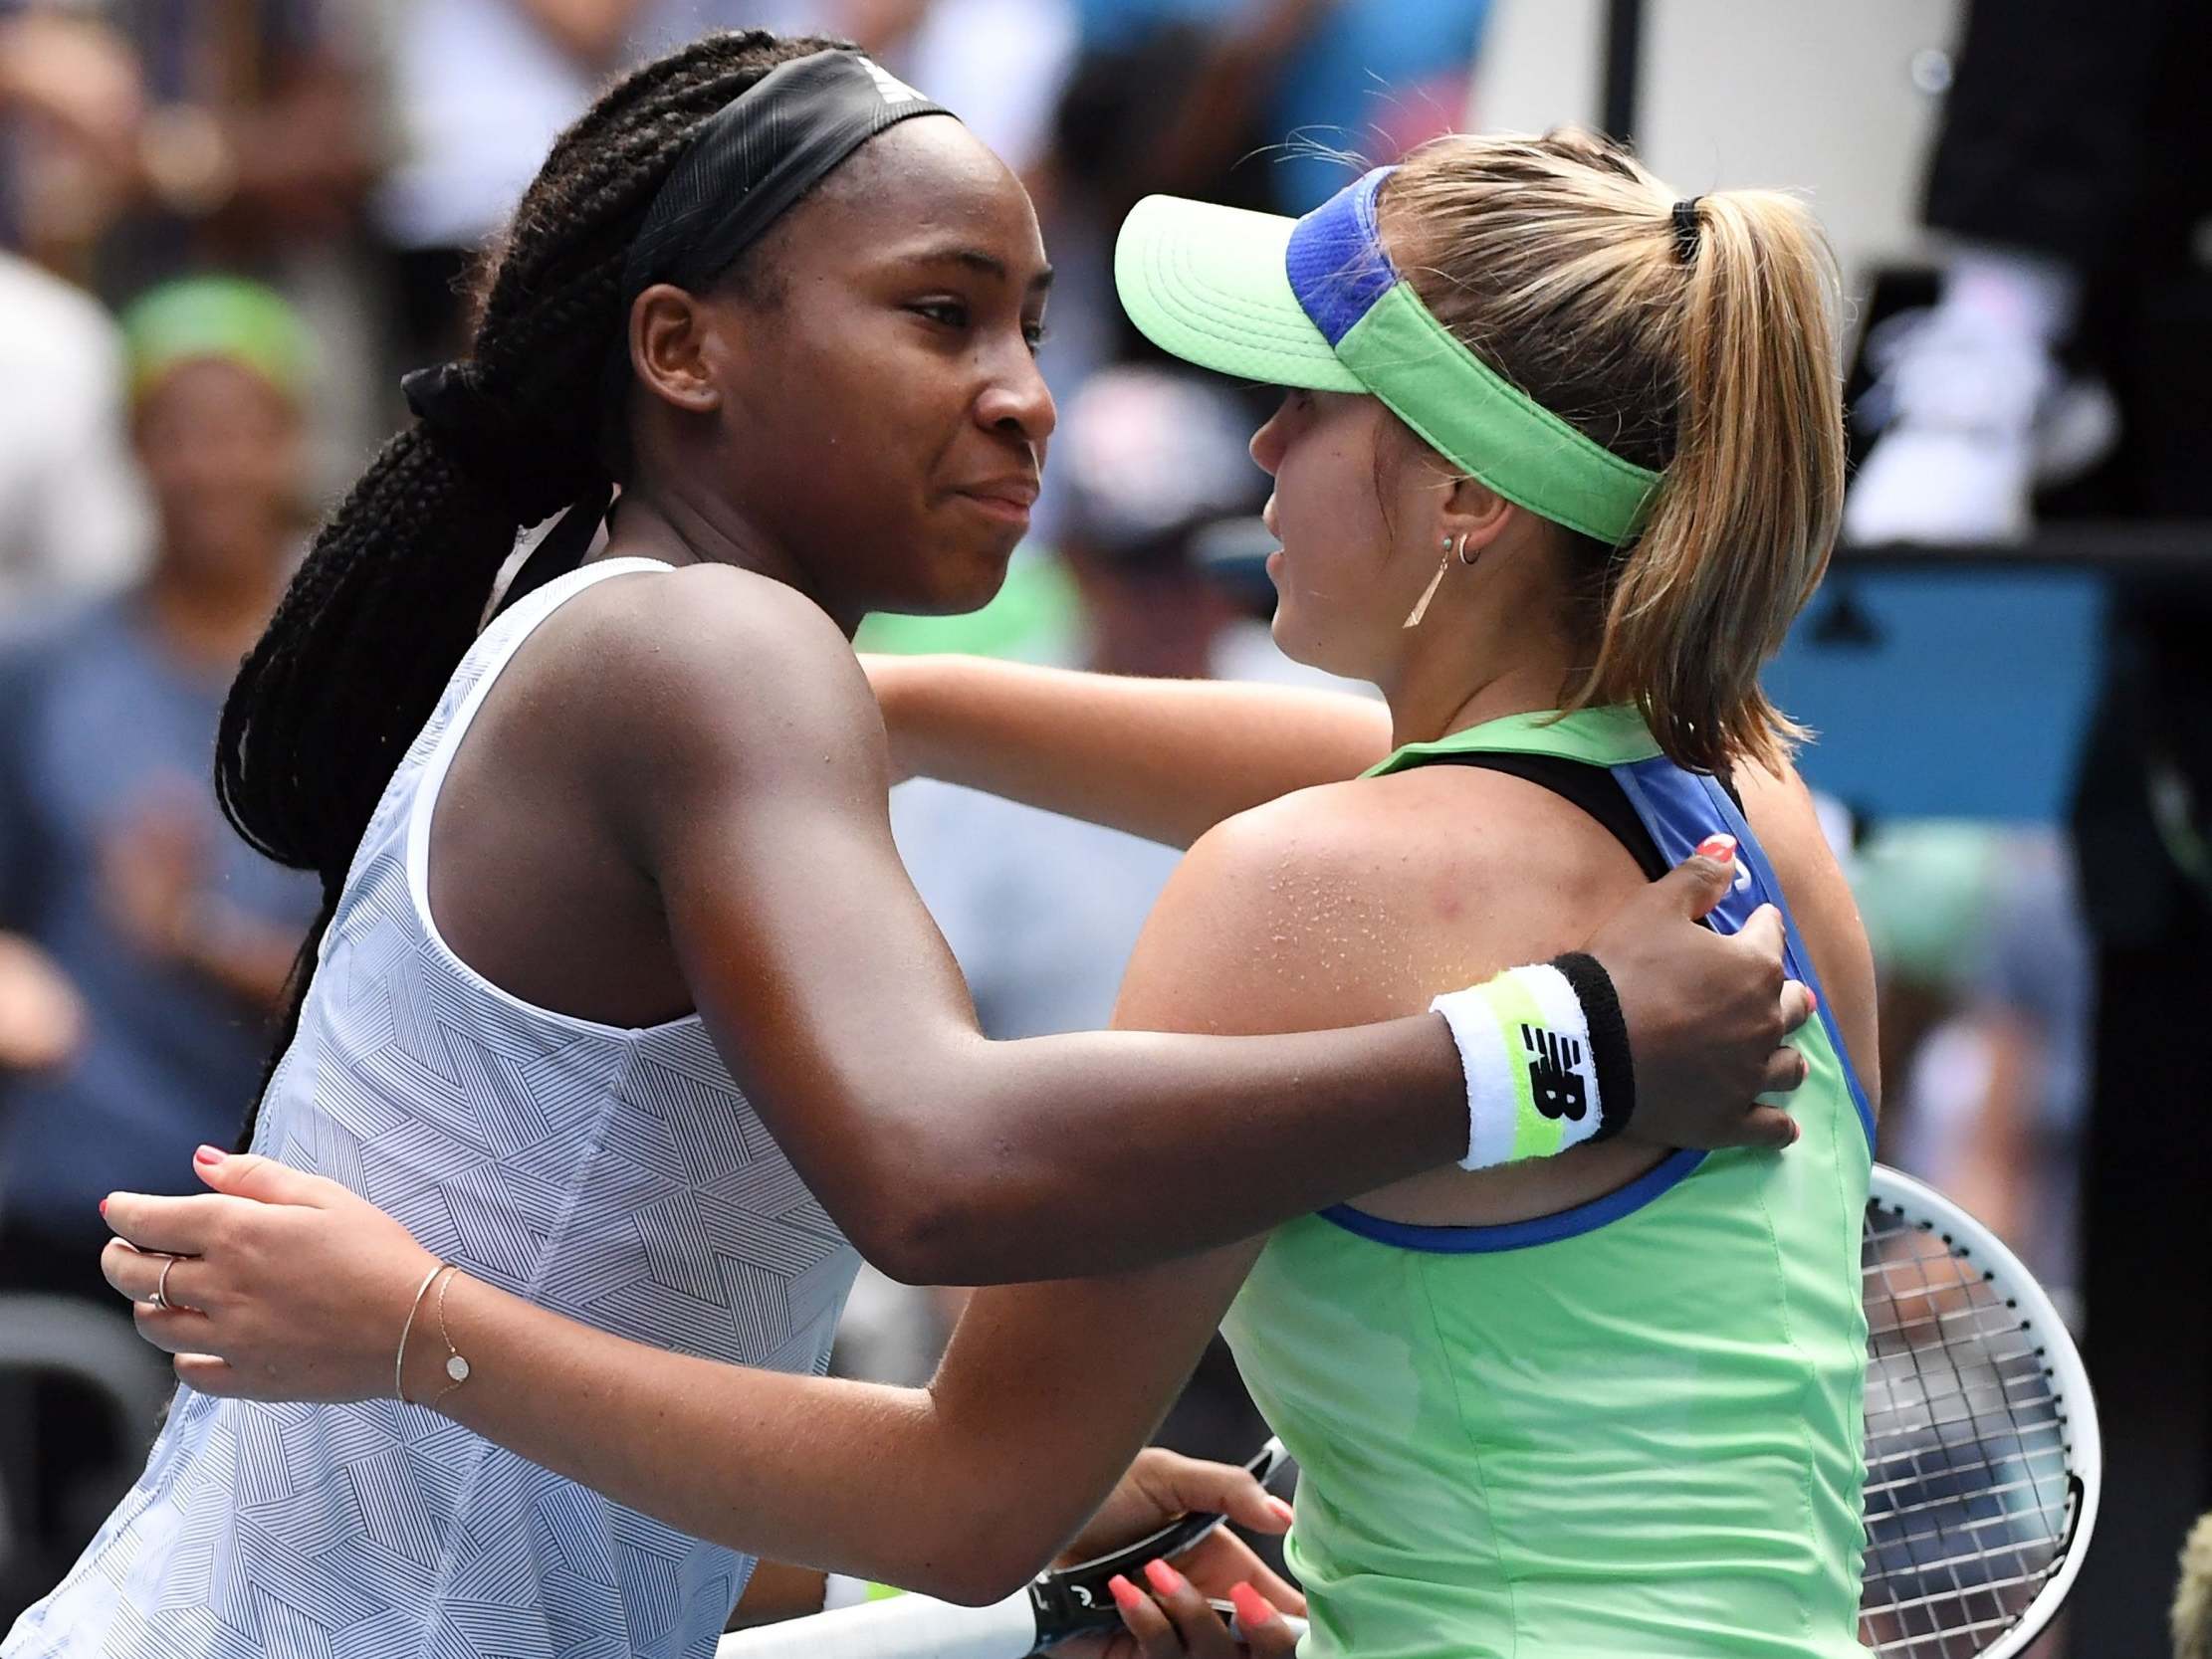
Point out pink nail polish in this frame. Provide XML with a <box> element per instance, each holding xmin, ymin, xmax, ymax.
<box><xmin>1266</xmin><ymin>1496</ymin><xmax>1296</xmax><ymax>1526</ymax></box>
<box><xmin>1229</xmin><ymin>1582</ymin><xmax>1276</xmax><ymax>1630</ymax></box>
<box><xmin>98</xmin><ymin>1197</ymin><xmax>108</xmax><ymax>1217</ymax></box>
<box><xmin>1694</xmin><ymin>833</ymin><xmax>1737</xmax><ymax>863</ymax></box>
<box><xmin>1143</xmin><ymin>1558</ymin><xmax>1186</xmax><ymax>1597</ymax></box>
<box><xmin>1805</xmin><ymin>986</ymin><xmax>1819</xmax><ymax>1014</ymax></box>
<box><xmin>1108</xmin><ymin>1574</ymin><xmax>1144</xmax><ymax>1612</ymax></box>
<box><xmin>194</xmin><ymin>1144</ymin><xmax>223</xmax><ymax>1166</ymax></box>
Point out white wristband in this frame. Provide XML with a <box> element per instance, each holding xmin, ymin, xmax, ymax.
<box><xmin>1432</xmin><ymin>962</ymin><xmax>1609</xmax><ymax>1170</ymax></box>
<box><xmin>822</xmin><ymin>1573</ymin><xmax>900</xmax><ymax>1611</ymax></box>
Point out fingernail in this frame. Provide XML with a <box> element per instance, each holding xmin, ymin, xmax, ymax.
<box><xmin>1230</xmin><ymin>1582</ymin><xmax>1277</xmax><ymax>1629</ymax></box>
<box><xmin>1143</xmin><ymin>1558</ymin><xmax>1186</xmax><ymax>1597</ymax></box>
<box><xmin>1789</xmin><ymin>1120</ymin><xmax>1803</xmax><ymax>1144</ymax></box>
<box><xmin>194</xmin><ymin>1144</ymin><xmax>223</xmax><ymax>1166</ymax></box>
<box><xmin>1805</xmin><ymin>985</ymin><xmax>1819</xmax><ymax>1014</ymax></box>
<box><xmin>1694</xmin><ymin>833</ymin><xmax>1736</xmax><ymax>863</ymax></box>
<box><xmin>99</xmin><ymin>1197</ymin><xmax>108</xmax><ymax>1217</ymax></box>
<box><xmin>1267</xmin><ymin>1496</ymin><xmax>1296</xmax><ymax>1526</ymax></box>
<box><xmin>1108</xmin><ymin>1574</ymin><xmax>1145</xmax><ymax>1612</ymax></box>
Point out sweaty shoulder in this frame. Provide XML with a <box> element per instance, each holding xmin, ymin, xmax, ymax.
<box><xmin>1113</xmin><ymin>764</ymin><xmax>1643</xmax><ymax>1040</ymax></box>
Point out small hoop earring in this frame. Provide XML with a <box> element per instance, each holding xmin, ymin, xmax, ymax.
<box><xmin>1454</xmin><ymin>532</ymin><xmax>1479</xmax><ymax>566</ymax></box>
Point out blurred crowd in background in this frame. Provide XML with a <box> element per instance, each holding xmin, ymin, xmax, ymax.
<box><xmin>0</xmin><ymin>1</ymin><xmax>2204</xmax><ymax>1652</ymax></box>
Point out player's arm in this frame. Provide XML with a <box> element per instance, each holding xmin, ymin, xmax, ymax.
<box><xmin>109</xmin><ymin>1140</ymin><xmax>1262</xmax><ymax>1603</ymax></box>
<box><xmin>103</xmin><ymin>817</ymin><xmax>1348</xmax><ymax>1600</ymax></box>
<box><xmin>867</xmin><ymin>652</ymin><xmax>1391</xmax><ymax>847</ymax></box>
<box><xmin>605</xmin><ymin>570</ymin><xmax>1796</xmax><ymax>1286</ymax></box>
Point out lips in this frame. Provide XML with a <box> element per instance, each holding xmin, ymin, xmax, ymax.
<box><xmin>956</xmin><ymin>477</ymin><xmax>1040</xmax><ymax>512</ymax></box>
<box><xmin>952</xmin><ymin>476</ymin><xmax>1038</xmax><ymax>530</ymax></box>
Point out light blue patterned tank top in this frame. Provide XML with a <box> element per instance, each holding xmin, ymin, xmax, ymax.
<box><xmin>6</xmin><ymin>558</ymin><xmax>861</xmax><ymax>1658</ymax></box>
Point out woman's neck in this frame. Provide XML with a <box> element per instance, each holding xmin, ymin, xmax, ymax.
<box><xmin>1380</xmin><ymin>620</ymin><xmax>1583</xmax><ymax>753</ymax></box>
<box><xmin>603</xmin><ymin>488</ymin><xmax>861</xmax><ymax>638</ymax></box>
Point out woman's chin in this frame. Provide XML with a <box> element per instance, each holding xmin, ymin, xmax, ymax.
<box><xmin>1271</xmin><ymin>608</ymin><xmax>1372</xmax><ymax>682</ymax></box>
<box><xmin>903</xmin><ymin>539</ymin><xmax>1019</xmax><ymax>616</ymax></box>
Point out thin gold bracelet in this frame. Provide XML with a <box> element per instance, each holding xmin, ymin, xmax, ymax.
<box><xmin>394</xmin><ymin>1264</ymin><xmax>444</xmax><ymax>1405</ymax></box>
<box><xmin>429</xmin><ymin>1265</ymin><xmax>473</xmax><ymax>1410</ymax></box>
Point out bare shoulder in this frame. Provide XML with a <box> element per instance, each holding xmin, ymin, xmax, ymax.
<box><xmin>1113</xmin><ymin>765</ymin><xmax>1642</xmax><ymax>1039</ymax></box>
<box><xmin>523</xmin><ymin>561</ymin><xmax>884</xmax><ymax>792</ymax></box>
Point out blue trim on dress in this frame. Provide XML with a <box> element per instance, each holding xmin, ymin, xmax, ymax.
<box><xmin>1319</xmin><ymin>1146</ymin><xmax>1706</xmax><ymax>1253</ymax></box>
<box><xmin>1318</xmin><ymin>743</ymin><xmax>1875</xmax><ymax>1257</ymax></box>
<box><xmin>1612</xmin><ymin>759</ymin><xmax>1878</xmax><ymax>1149</ymax></box>
<box><xmin>1284</xmin><ymin>167</ymin><xmax>1399</xmax><ymax>344</ymax></box>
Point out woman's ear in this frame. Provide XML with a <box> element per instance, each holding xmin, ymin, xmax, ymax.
<box><xmin>1438</xmin><ymin>474</ymin><xmax>1516</xmax><ymax>559</ymax></box>
<box><xmin>629</xmin><ymin>284</ymin><xmax>725</xmax><ymax>416</ymax></box>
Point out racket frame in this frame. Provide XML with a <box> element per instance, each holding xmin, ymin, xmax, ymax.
<box><xmin>1862</xmin><ymin>1163</ymin><xmax>2101</xmax><ymax>1659</ymax></box>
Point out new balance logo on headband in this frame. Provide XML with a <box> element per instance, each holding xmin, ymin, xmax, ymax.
<box><xmin>859</xmin><ymin>59</ymin><xmax>924</xmax><ymax>104</ymax></box>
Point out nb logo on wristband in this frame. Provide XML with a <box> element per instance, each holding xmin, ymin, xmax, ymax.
<box><xmin>1521</xmin><ymin>1024</ymin><xmax>1590</xmax><ymax>1122</ymax></box>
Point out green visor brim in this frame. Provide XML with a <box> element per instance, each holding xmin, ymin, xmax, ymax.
<box><xmin>1113</xmin><ymin>188</ymin><xmax>1662</xmax><ymax>546</ymax></box>
<box><xmin>1114</xmin><ymin>195</ymin><xmax>1364</xmax><ymax>394</ymax></box>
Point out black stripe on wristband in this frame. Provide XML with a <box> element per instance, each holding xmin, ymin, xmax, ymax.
<box><xmin>1550</xmin><ymin>951</ymin><xmax>1635</xmax><ymax>1142</ymax></box>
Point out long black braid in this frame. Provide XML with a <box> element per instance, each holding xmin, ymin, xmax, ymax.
<box><xmin>219</xmin><ymin>30</ymin><xmax>851</xmax><ymax>1147</ymax></box>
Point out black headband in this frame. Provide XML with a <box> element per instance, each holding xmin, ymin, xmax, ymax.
<box><xmin>620</xmin><ymin>48</ymin><xmax>956</xmax><ymax>309</ymax></box>
<box><xmin>457</xmin><ymin>49</ymin><xmax>956</xmax><ymax>621</ymax></box>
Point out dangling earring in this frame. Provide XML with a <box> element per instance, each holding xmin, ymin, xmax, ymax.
<box><xmin>1403</xmin><ymin>532</ymin><xmax>1471</xmax><ymax>629</ymax></box>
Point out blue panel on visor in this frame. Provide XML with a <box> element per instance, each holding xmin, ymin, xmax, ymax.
<box><xmin>1284</xmin><ymin>166</ymin><xmax>1400</xmax><ymax>346</ymax></box>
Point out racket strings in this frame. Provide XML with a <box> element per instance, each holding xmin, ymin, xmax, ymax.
<box><xmin>1858</xmin><ymin>1203</ymin><xmax>2080</xmax><ymax>1657</ymax></box>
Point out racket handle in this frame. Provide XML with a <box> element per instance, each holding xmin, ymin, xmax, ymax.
<box><xmin>716</xmin><ymin>1588</ymin><xmax>1040</xmax><ymax>1659</ymax></box>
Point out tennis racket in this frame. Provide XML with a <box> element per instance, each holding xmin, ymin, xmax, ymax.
<box><xmin>1859</xmin><ymin>1163</ymin><xmax>2098</xmax><ymax>1659</ymax></box>
<box><xmin>722</xmin><ymin>1165</ymin><xmax>2097</xmax><ymax>1658</ymax></box>
<box><xmin>718</xmin><ymin>1440</ymin><xmax>1300</xmax><ymax>1657</ymax></box>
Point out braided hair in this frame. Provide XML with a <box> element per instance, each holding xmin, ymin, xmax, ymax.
<box><xmin>218</xmin><ymin>30</ymin><xmax>851</xmax><ymax>1145</ymax></box>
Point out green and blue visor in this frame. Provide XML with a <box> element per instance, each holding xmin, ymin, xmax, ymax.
<box><xmin>1114</xmin><ymin>166</ymin><xmax>1661</xmax><ymax>546</ymax></box>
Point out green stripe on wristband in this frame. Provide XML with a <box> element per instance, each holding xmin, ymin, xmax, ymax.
<box><xmin>1485</xmin><ymin>973</ymin><xmax>1568</xmax><ymax>1162</ymax></box>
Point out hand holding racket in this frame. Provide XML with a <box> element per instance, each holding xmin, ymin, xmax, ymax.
<box><xmin>1049</xmin><ymin>1446</ymin><xmax>1305</xmax><ymax>1658</ymax></box>
<box><xmin>718</xmin><ymin>1441</ymin><xmax>1304</xmax><ymax>1658</ymax></box>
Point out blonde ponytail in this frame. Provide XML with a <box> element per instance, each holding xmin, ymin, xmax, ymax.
<box><xmin>1383</xmin><ymin>131</ymin><xmax>1846</xmax><ymax>774</ymax></box>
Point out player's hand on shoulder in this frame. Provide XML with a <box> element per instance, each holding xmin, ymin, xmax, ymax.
<box><xmin>1585</xmin><ymin>841</ymin><xmax>1815</xmax><ymax>1152</ymax></box>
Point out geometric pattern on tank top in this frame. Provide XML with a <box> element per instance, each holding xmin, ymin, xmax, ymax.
<box><xmin>4</xmin><ymin>560</ymin><xmax>862</xmax><ymax>1659</ymax></box>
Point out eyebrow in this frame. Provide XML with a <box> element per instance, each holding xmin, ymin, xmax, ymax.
<box><xmin>906</xmin><ymin>246</ymin><xmax>1055</xmax><ymax>292</ymax></box>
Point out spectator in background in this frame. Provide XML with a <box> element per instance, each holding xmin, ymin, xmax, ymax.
<box><xmin>0</xmin><ymin>2</ymin><xmax>382</xmax><ymax>485</ymax></box>
<box><xmin>0</xmin><ymin>253</ymin><xmax>145</xmax><ymax>624</ymax></box>
<box><xmin>377</xmin><ymin>0</ymin><xmax>846</xmax><ymax>363</ymax></box>
<box><xmin>0</xmin><ymin>277</ymin><xmax>322</xmax><ymax>1290</ymax></box>
<box><xmin>0</xmin><ymin>2</ymin><xmax>377</xmax><ymax>285</ymax></box>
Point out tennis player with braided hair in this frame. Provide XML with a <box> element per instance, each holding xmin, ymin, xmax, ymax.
<box><xmin>88</xmin><ymin>113</ymin><xmax>1871</xmax><ymax>1657</ymax></box>
<box><xmin>12</xmin><ymin>30</ymin><xmax>1807</xmax><ymax>1659</ymax></box>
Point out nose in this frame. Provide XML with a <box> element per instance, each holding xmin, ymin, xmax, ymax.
<box><xmin>975</xmin><ymin>344</ymin><xmax>1057</xmax><ymax>451</ymax></box>
<box><xmin>1249</xmin><ymin>403</ymin><xmax>1289</xmax><ymax>477</ymax></box>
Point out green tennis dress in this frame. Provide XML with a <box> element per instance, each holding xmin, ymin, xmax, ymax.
<box><xmin>1222</xmin><ymin>707</ymin><xmax>1873</xmax><ymax>1658</ymax></box>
